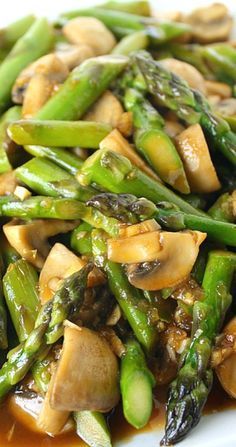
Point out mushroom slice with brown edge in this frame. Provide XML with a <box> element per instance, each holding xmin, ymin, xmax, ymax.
<box><xmin>63</xmin><ymin>17</ymin><xmax>116</xmax><ymax>56</ymax></box>
<box><xmin>3</xmin><ymin>219</ymin><xmax>77</xmax><ymax>269</ymax></box>
<box><xmin>39</xmin><ymin>242</ymin><xmax>106</xmax><ymax>303</ymax></box>
<box><xmin>12</xmin><ymin>54</ymin><xmax>69</xmax><ymax>116</ymax></box>
<box><xmin>175</xmin><ymin>123</ymin><xmax>221</xmax><ymax>193</ymax></box>
<box><xmin>124</xmin><ymin>230</ymin><xmax>206</xmax><ymax>291</ymax></box>
<box><xmin>0</xmin><ymin>171</ymin><xmax>18</xmax><ymax>195</ymax></box>
<box><xmin>215</xmin><ymin>317</ymin><xmax>236</xmax><ymax>398</ymax></box>
<box><xmin>184</xmin><ymin>3</ymin><xmax>233</xmax><ymax>44</ymax></box>
<box><xmin>160</xmin><ymin>58</ymin><xmax>206</xmax><ymax>95</ymax></box>
<box><xmin>49</xmin><ymin>321</ymin><xmax>120</xmax><ymax>412</ymax></box>
<box><xmin>100</xmin><ymin>129</ymin><xmax>160</xmax><ymax>181</ymax></box>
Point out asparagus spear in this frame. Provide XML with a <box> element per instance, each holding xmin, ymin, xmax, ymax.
<box><xmin>135</xmin><ymin>51</ymin><xmax>236</xmax><ymax>166</ymax></box>
<box><xmin>0</xmin><ymin>106</ymin><xmax>22</xmax><ymax>174</ymax></box>
<box><xmin>71</xmin><ymin>222</ymin><xmax>93</xmax><ymax>255</ymax></box>
<box><xmin>92</xmin><ymin>229</ymin><xmax>158</xmax><ymax>352</ymax></box>
<box><xmin>16</xmin><ymin>157</ymin><xmax>94</xmax><ymax>201</ymax></box>
<box><xmin>3</xmin><ymin>259</ymin><xmax>40</xmax><ymax>343</ymax></box>
<box><xmin>87</xmin><ymin>192</ymin><xmax>236</xmax><ymax>247</ymax></box>
<box><xmin>0</xmin><ymin>264</ymin><xmax>92</xmax><ymax>399</ymax></box>
<box><xmin>0</xmin><ymin>18</ymin><xmax>54</xmax><ymax>114</ymax></box>
<box><xmin>99</xmin><ymin>0</ymin><xmax>151</xmax><ymax>16</ymax></box>
<box><xmin>112</xmin><ymin>31</ymin><xmax>149</xmax><ymax>55</ymax></box>
<box><xmin>0</xmin><ymin>254</ymin><xmax>8</xmax><ymax>350</ymax></box>
<box><xmin>35</xmin><ymin>55</ymin><xmax>128</xmax><ymax>121</ymax></box>
<box><xmin>120</xmin><ymin>338</ymin><xmax>155</xmax><ymax>429</ymax></box>
<box><xmin>208</xmin><ymin>192</ymin><xmax>235</xmax><ymax>223</ymax></box>
<box><xmin>79</xmin><ymin>148</ymin><xmax>206</xmax><ymax>217</ymax></box>
<box><xmin>8</xmin><ymin>120</ymin><xmax>112</xmax><ymax>148</ymax></box>
<box><xmin>60</xmin><ymin>8</ymin><xmax>190</xmax><ymax>43</ymax></box>
<box><xmin>162</xmin><ymin>250</ymin><xmax>236</xmax><ymax>445</ymax></box>
<box><xmin>74</xmin><ymin>411</ymin><xmax>112</xmax><ymax>447</ymax></box>
<box><xmin>0</xmin><ymin>15</ymin><xmax>35</xmax><ymax>50</ymax></box>
<box><xmin>123</xmin><ymin>87</ymin><xmax>190</xmax><ymax>193</ymax></box>
<box><xmin>24</xmin><ymin>145</ymin><xmax>83</xmax><ymax>175</ymax></box>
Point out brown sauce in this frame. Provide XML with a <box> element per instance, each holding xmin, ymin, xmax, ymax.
<box><xmin>0</xmin><ymin>378</ymin><xmax>235</xmax><ymax>446</ymax></box>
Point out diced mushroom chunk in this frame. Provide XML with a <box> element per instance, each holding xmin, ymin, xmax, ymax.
<box><xmin>184</xmin><ymin>3</ymin><xmax>233</xmax><ymax>43</ymax></box>
<box><xmin>55</xmin><ymin>43</ymin><xmax>95</xmax><ymax>70</ymax></box>
<box><xmin>49</xmin><ymin>322</ymin><xmax>120</xmax><ymax>412</ymax></box>
<box><xmin>175</xmin><ymin>123</ymin><xmax>221</xmax><ymax>193</ymax></box>
<box><xmin>0</xmin><ymin>171</ymin><xmax>18</xmax><ymax>195</ymax></box>
<box><xmin>160</xmin><ymin>58</ymin><xmax>206</xmax><ymax>94</ymax></box>
<box><xmin>63</xmin><ymin>17</ymin><xmax>117</xmax><ymax>56</ymax></box>
<box><xmin>3</xmin><ymin>219</ymin><xmax>76</xmax><ymax>269</ymax></box>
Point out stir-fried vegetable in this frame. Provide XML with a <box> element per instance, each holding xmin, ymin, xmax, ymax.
<box><xmin>0</xmin><ymin>2</ymin><xmax>236</xmax><ymax>447</ymax></box>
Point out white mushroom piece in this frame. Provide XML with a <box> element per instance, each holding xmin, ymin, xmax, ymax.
<box><xmin>215</xmin><ymin>317</ymin><xmax>236</xmax><ymax>398</ymax></box>
<box><xmin>175</xmin><ymin>123</ymin><xmax>221</xmax><ymax>193</ymax></box>
<box><xmin>3</xmin><ymin>219</ymin><xmax>77</xmax><ymax>269</ymax></box>
<box><xmin>63</xmin><ymin>17</ymin><xmax>117</xmax><ymax>56</ymax></box>
<box><xmin>160</xmin><ymin>58</ymin><xmax>206</xmax><ymax>95</ymax></box>
<box><xmin>107</xmin><ymin>220</ymin><xmax>206</xmax><ymax>290</ymax></box>
<box><xmin>49</xmin><ymin>322</ymin><xmax>120</xmax><ymax>412</ymax></box>
<box><xmin>184</xmin><ymin>3</ymin><xmax>233</xmax><ymax>44</ymax></box>
<box><xmin>12</xmin><ymin>54</ymin><xmax>69</xmax><ymax>118</ymax></box>
<box><xmin>55</xmin><ymin>42</ymin><xmax>95</xmax><ymax>70</ymax></box>
<box><xmin>39</xmin><ymin>242</ymin><xmax>105</xmax><ymax>303</ymax></box>
<box><xmin>0</xmin><ymin>171</ymin><xmax>18</xmax><ymax>195</ymax></box>
<box><xmin>84</xmin><ymin>90</ymin><xmax>133</xmax><ymax>137</ymax></box>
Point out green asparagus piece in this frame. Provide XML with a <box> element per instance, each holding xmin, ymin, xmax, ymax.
<box><xmin>60</xmin><ymin>8</ymin><xmax>190</xmax><ymax>43</ymax></box>
<box><xmin>120</xmin><ymin>338</ymin><xmax>155</xmax><ymax>429</ymax></box>
<box><xmin>0</xmin><ymin>236</ymin><xmax>20</xmax><ymax>269</ymax></box>
<box><xmin>162</xmin><ymin>250</ymin><xmax>236</xmax><ymax>445</ymax></box>
<box><xmin>0</xmin><ymin>264</ymin><xmax>92</xmax><ymax>400</ymax></box>
<box><xmin>16</xmin><ymin>158</ymin><xmax>94</xmax><ymax>201</ymax></box>
<box><xmin>87</xmin><ymin>194</ymin><xmax>236</xmax><ymax>247</ymax></box>
<box><xmin>79</xmin><ymin>148</ymin><xmax>206</xmax><ymax>217</ymax></box>
<box><xmin>35</xmin><ymin>55</ymin><xmax>128</xmax><ymax>121</ymax></box>
<box><xmin>31</xmin><ymin>351</ymin><xmax>52</xmax><ymax>394</ymax></box>
<box><xmin>71</xmin><ymin>222</ymin><xmax>93</xmax><ymax>255</ymax></box>
<box><xmin>0</xmin><ymin>254</ymin><xmax>8</xmax><ymax>350</ymax></box>
<box><xmin>135</xmin><ymin>51</ymin><xmax>236</xmax><ymax>166</ymax></box>
<box><xmin>112</xmin><ymin>31</ymin><xmax>149</xmax><ymax>55</ymax></box>
<box><xmin>8</xmin><ymin>120</ymin><xmax>112</xmax><ymax>148</ymax></box>
<box><xmin>24</xmin><ymin>145</ymin><xmax>83</xmax><ymax>175</ymax></box>
<box><xmin>74</xmin><ymin>411</ymin><xmax>112</xmax><ymax>447</ymax></box>
<box><xmin>3</xmin><ymin>259</ymin><xmax>40</xmax><ymax>343</ymax></box>
<box><xmin>0</xmin><ymin>18</ymin><xmax>54</xmax><ymax>114</ymax></box>
<box><xmin>0</xmin><ymin>106</ymin><xmax>22</xmax><ymax>173</ymax></box>
<box><xmin>0</xmin><ymin>195</ymin><xmax>120</xmax><ymax>235</ymax></box>
<box><xmin>123</xmin><ymin>87</ymin><xmax>190</xmax><ymax>193</ymax></box>
<box><xmin>0</xmin><ymin>15</ymin><xmax>35</xmax><ymax>50</ymax></box>
<box><xmin>208</xmin><ymin>192</ymin><xmax>235</xmax><ymax>223</ymax></box>
<box><xmin>99</xmin><ymin>0</ymin><xmax>151</xmax><ymax>16</ymax></box>
<box><xmin>92</xmin><ymin>229</ymin><xmax>158</xmax><ymax>352</ymax></box>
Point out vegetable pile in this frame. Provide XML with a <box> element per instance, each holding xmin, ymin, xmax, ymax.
<box><xmin>0</xmin><ymin>1</ymin><xmax>236</xmax><ymax>446</ymax></box>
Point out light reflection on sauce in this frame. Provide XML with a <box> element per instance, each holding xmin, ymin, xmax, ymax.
<box><xmin>0</xmin><ymin>378</ymin><xmax>236</xmax><ymax>446</ymax></box>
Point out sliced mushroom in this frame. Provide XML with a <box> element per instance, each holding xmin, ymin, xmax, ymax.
<box><xmin>63</xmin><ymin>17</ymin><xmax>117</xmax><ymax>56</ymax></box>
<box><xmin>0</xmin><ymin>170</ymin><xmax>18</xmax><ymax>195</ymax></box>
<box><xmin>215</xmin><ymin>317</ymin><xmax>236</xmax><ymax>398</ymax></box>
<box><xmin>184</xmin><ymin>3</ymin><xmax>233</xmax><ymax>43</ymax></box>
<box><xmin>205</xmin><ymin>80</ymin><xmax>231</xmax><ymax>99</ymax></box>
<box><xmin>3</xmin><ymin>219</ymin><xmax>77</xmax><ymax>269</ymax></box>
<box><xmin>37</xmin><ymin>374</ymin><xmax>70</xmax><ymax>435</ymax></box>
<box><xmin>125</xmin><ymin>230</ymin><xmax>206</xmax><ymax>291</ymax></box>
<box><xmin>100</xmin><ymin>129</ymin><xmax>160</xmax><ymax>181</ymax></box>
<box><xmin>84</xmin><ymin>91</ymin><xmax>124</xmax><ymax>129</ymax></box>
<box><xmin>12</xmin><ymin>54</ymin><xmax>69</xmax><ymax>113</ymax></box>
<box><xmin>55</xmin><ymin>42</ymin><xmax>95</xmax><ymax>70</ymax></box>
<box><xmin>108</xmin><ymin>231</ymin><xmax>163</xmax><ymax>264</ymax></box>
<box><xmin>164</xmin><ymin>120</ymin><xmax>185</xmax><ymax>139</ymax></box>
<box><xmin>49</xmin><ymin>322</ymin><xmax>120</xmax><ymax>412</ymax></box>
<box><xmin>160</xmin><ymin>58</ymin><xmax>206</xmax><ymax>94</ymax></box>
<box><xmin>175</xmin><ymin>123</ymin><xmax>221</xmax><ymax>193</ymax></box>
<box><xmin>119</xmin><ymin>219</ymin><xmax>160</xmax><ymax>238</ymax></box>
<box><xmin>213</xmin><ymin>97</ymin><xmax>236</xmax><ymax>117</ymax></box>
<box><xmin>22</xmin><ymin>74</ymin><xmax>54</xmax><ymax>118</ymax></box>
<box><xmin>39</xmin><ymin>242</ymin><xmax>105</xmax><ymax>303</ymax></box>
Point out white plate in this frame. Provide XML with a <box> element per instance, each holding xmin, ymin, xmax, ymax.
<box><xmin>1</xmin><ymin>1</ymin><xmax>236</xmax><ymax>446</ymax></box>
